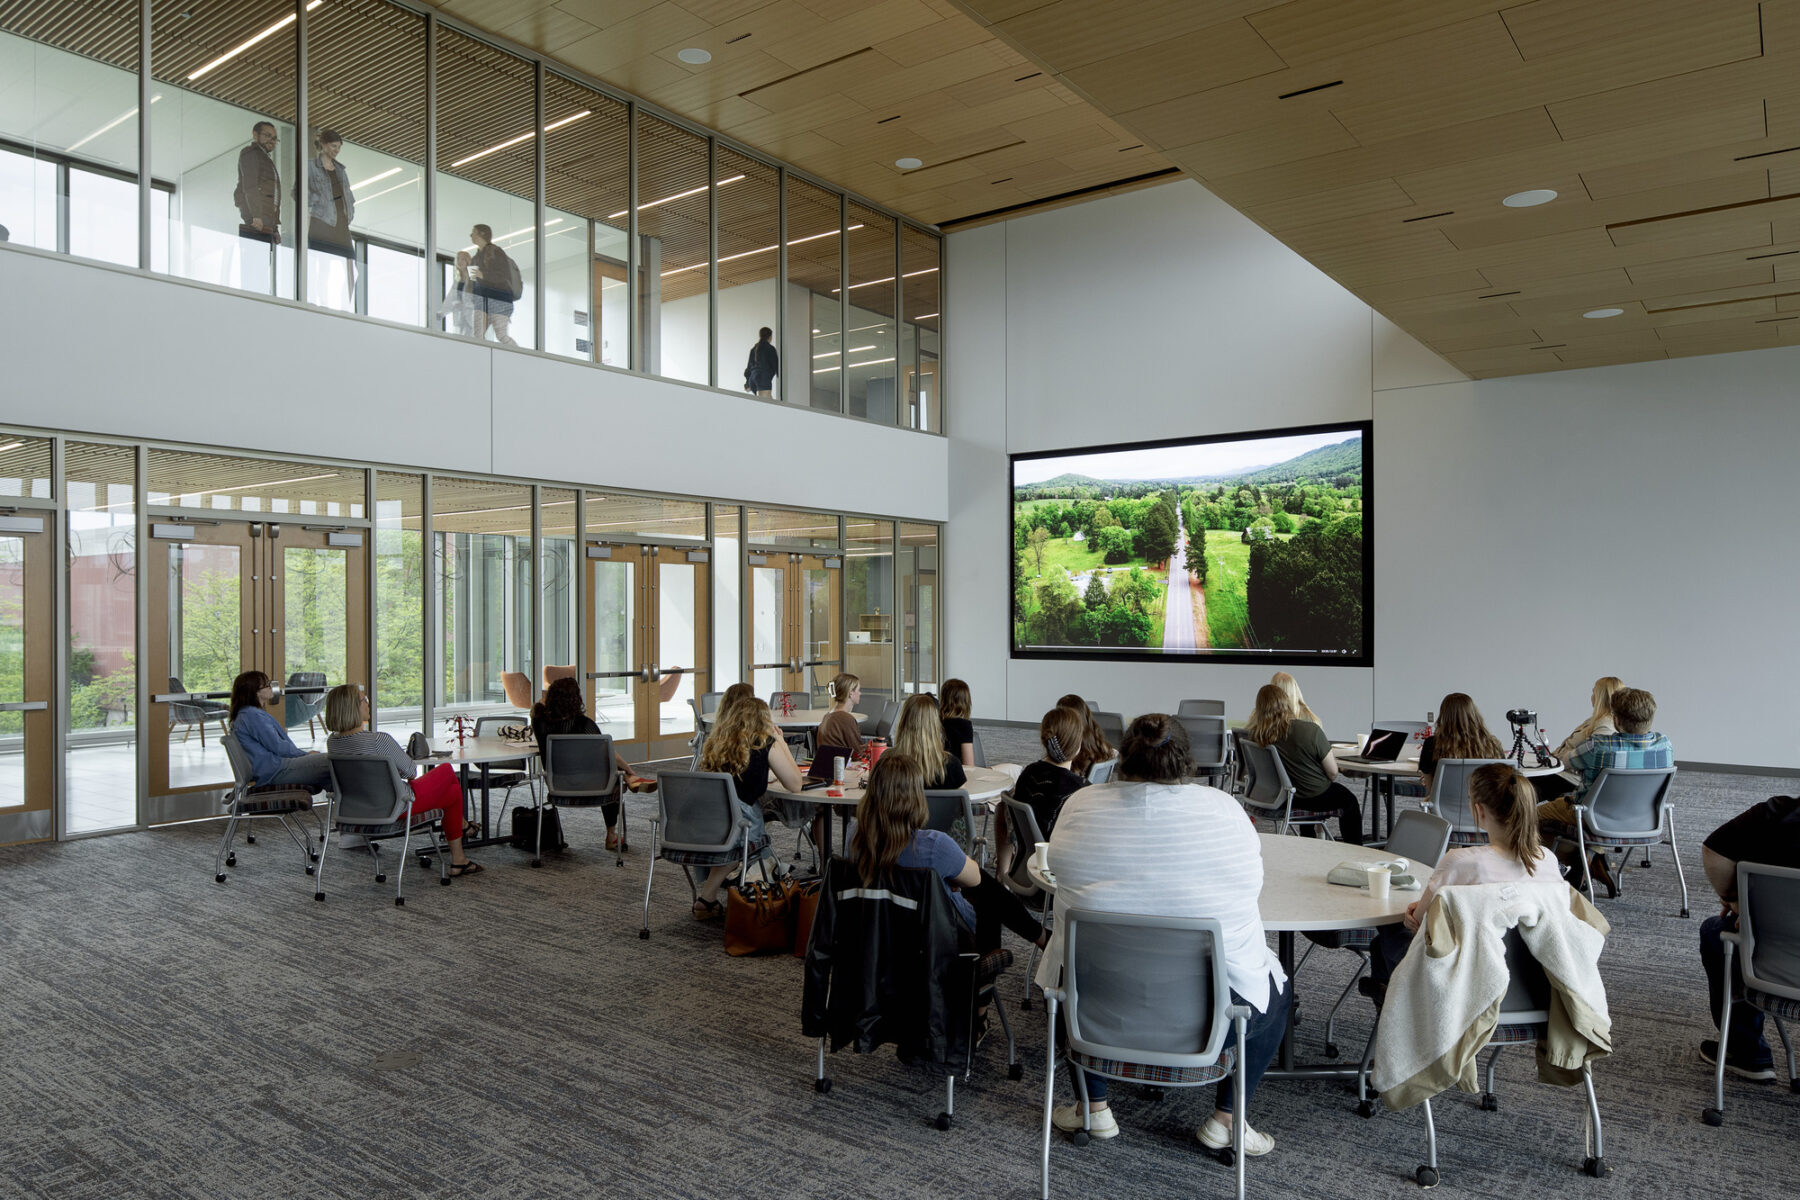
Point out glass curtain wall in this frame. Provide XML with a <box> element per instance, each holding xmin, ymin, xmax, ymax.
<box><xmin>846</xmin><ymin>204</ymin><xmax>898</xmax><ymax>425</ymax></box>
<box><xmin>375</xmin><ymin>471</ymin><xmax>424</xmax><ymax>738</ymax></box>
<box><xmin>635</xmin><ymin>114</ymin><xmax>710</xmax><ymax>386</ymax></box>
<box><xmin>66</xmin><ymin>442</ymin><xmax>137</xmax><ymax>836</ymax></box>
<box><xmin>714</xmin><ymin>148</ymin><xmax>779</xmax><ymax>399</ymax></box>
<box><xmin>151</xmin><ymin>0</ymin><xmax>296</xmax><ymax>297</ymax></box>
<box><xmin>540</xmin><ymin>488</ymin><xmax>578</xmax><ymax>690</ymax></box>
<box><xmin>305</xmin><ymin>0</ymin><xmax>427</xmax><ymax>321</ymax></box>
<box><xmin>435</xmin><ymin>27</ymin><xmax>537</xmax><ymax>350</ymax></box>
<box><xmin>431</xmin><ymin>475</ymin><xmax>533</xmax><ymax>725</ymax></box>
<box><xmin>901</xmin><ymin>225</ymin><xmax>941</xmax><ymax>433</ymax></box>
<box><xmin>785</xmin><ymin>177</ymin><xmax>843</xmax><ymax>412</ymax></box>
<box><xmin>542</xmin><ymin>74</ymin><xmax>627</xmax><ymax>365</ymax></box>
<box><xmin>844</xmin><ymin>519</ymin><xmax>894</xmax><ymax>712</ymax></box>
<box><xmin>900</xmin><ymin>522</ymin><xmax>939</xmax><ymax>695</ymax></box>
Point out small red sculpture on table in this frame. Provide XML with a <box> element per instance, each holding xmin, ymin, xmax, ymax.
<box><xmin>446</xmin><ymin>713</ymin><xmax>474</xmax><ymax>747</ymax></box>
<box><xmin>775</xmin><ymin>692</ymin><xmax>797</xmax><ymax>718</ymax></box>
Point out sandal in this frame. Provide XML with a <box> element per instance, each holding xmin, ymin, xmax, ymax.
<box><xmin>692</xmin><ymin>898</ymin><xmax>724</xmax><ymax>921</ymax></box>
<box><xmin>448</xmin><ymin>860</ymin><xmax>485</xmax><ymax>877</ymax></box>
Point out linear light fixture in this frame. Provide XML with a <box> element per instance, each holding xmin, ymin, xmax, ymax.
<box><xmin>608</xmin><ymin>173</ymin><xmax>745</xmax><ymax>221</ymax></box>
<box><xmin>94</xmin><ymin>470</ymin><xmax>342</xmax><ymax>511</ymax></box>
<box><xmin>66</xmin><ymin>95</ymin><xmax>162</xmax><ymax>154</ymax></box>
<box><xmin>831</xmin><ymin>266</ymin><xmax>939</xmax><ymax>294</ymax></box>
<box><xmin>912</xmin><ymin>312</ymin><xmax>937</xmax><ymax>319</ymax></box>
<box><xmin>189</xmin><ymin>1</ymin><xmax>322</xmax><ymax>81</ymax></box>
<box><xmin>451</xmin><ymin>109</ymin><xmax>592</xmax><ymax>168</ymax></box>
<box><xmin>661</xmin><ymin>222</ymin><xmax>865</xmax><ymax>278</ymax></box>
<box><xmin>352</xmin><ymin>166</ymin><xmax>402</xmax><ymax>190</ymax></box>
<box><xmin>359</xmin><ymin>176</ymin><xmax>418</xmax><ymax>205</ymax></box>
<box><xmin>0</xmin><ymin>441</ymin><xmax>24</xmax><ymax>453</ymax></box>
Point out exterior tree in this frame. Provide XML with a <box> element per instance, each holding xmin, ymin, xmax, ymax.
<box><xmin>1135</xmin><ymin>503</ymin><xmax>1178</xmax><ymax>564</ymax></box>
<box><xmin>1027</xmin><ymin>525</ymin><xmax>1050</xmax><ymax>574</ymax></box>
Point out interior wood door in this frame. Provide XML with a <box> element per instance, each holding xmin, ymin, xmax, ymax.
<box><xmin>585</xmin><ymin>542</ymin><xmax>709</xmax><ymax>763</ymax></box>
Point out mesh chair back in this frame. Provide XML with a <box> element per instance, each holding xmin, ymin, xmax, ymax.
<box><xmin>1177</xmin><ymin>714</ymin><xmax>1230</xmax><ymax>774</ymax></box>
<box><xmin>1000</xmin><ymin>796</ymin><xmax>1046</xmax><ymax>898</ymax></box>
<box><xmin>923</xmin><ymin>789</ymin><xmax>976</xmax><ymax>854</ymax></box>
<box><xmin>1237</xmin><ymin>738</ymin><xmax>1295</xmax><ymax>815</ymax></box>
<box><xmin>327</xmin><ymin>755</ymin><xmax>412</xmax><ymax>827</ymax></box>
<box><xmin>282</xmin><ymin>672</ymin><xmax>326</xmax><ymax>726</ymax></box>
<box><xmin>874</xmin><ymin>699</ymin><xmax>902</xmax><ymax>741</ymax></box>
<box><xmin>474</xmin><ymin>715</ymin><xmax>529</xmax><ymax>771</ymax></box>
<box><xmin>1081</xmin><ymin>699</ymin><xmax>1100</xmax><ymax>713</ymax></box>
<box><xmin>544</xmin><ymin>734</ymin><xmax>618</xmax><ymax>797</ymax></box>
<box><xmin>1738</xmin><ymin>863</ymin><xmax>1800</xmax><ymax>1000</ymax></box>
<box><xmin>1177</xmin><ymin>699</ymin><xmax>1225</xmax><ymax>718</ymax></box>
<box><xmin>1583</xmin><ymin>767</ymin><xmax>1676</xmax><ymax>839</ymax></box>
<box><xmin>656</xmin><ymin>771</ymin><xmax>743</xmax><ymax>853</ymax></box>
<box><xmin>970</xmin><ymin>729</ymin><xmax>989</xmax><ymax>768</ymax></box>
<box><xmin>1086</xmin><ymin>757</ymin><xmax>1118</xmax><ymax>784</ymax></box>
<box><xmin>1498</xmin><ymin>927</ymin><xmax>1554</xmax><ymax>1022</ymax></box>
<box><xmin>1092</xmin><ymin>710</ymin><xmax>1126</xmax><ymax>746</ymax></box>
<box><xmin>1062</xmin><ymin>908</ymin><xmax>1232</xmax><ymax>1067</ymax></box>
<box><xmin>1426</xmin><ymin>758</ymin><xmax>1508</xmax><ymax>837</ymax></box>
<box><xmin>698</xmin><ymin>691</ymin><xmax>726</xmax><ymax>716</ymax></box>
<box><xmin>1387</xmin><ymin>809</ymin><xmax>1453</xmax><ymax>868</ymax></box>
<box><xmin>220</xmin><ymin>733</ymin><xmax>254</xmax><ymax>790</ymax></box>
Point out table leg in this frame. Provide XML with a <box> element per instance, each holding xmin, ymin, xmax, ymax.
<box><xmin>1262</xmin><ymin>927</ymin><xmax>1364</xmax><ymax>1082</ymax></box>
<box><xmin>819</xmin><ymin>807</ymin><xmax>834</xmax><ymax>866</ymax></box>
<box><xmin>1279</xmin><ymin>931</ymin><xmax>1297</xmax><ymax>1070</ymax></box>
<box><xmin>1385</xmin><ymin>776</ymin><xmax>1397</xmax><ymax>840</ymax></box>
<box><xmin>479</xmin><ymin>764</ymin><xmax>493</xmax><ymax>842</ymax></box>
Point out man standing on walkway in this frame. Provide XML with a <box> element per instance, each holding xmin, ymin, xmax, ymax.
<box><xmin>235</xmin><ymin>120</ymin><xmax>282</xmax><ymax>294</ymax></box>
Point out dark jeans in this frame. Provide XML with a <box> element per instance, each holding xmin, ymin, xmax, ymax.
<box><xmin>1701</xmin><ymin>913</ymin><xmax>1772</xmax><ymax>1064</ymax></box>
<box><xmin>962</xmin><ymin>872</ymin><xmax>1045</xmax><ymax>954</ymax></box>
<box><xmin>1370</xmin><ymin>921</ymin><xmax>1415</xmax><ymax>987</ymax></box>
<box><xmin>1302</xmin><ymin>781</ymin><xmax>1364</xmax><ymax>845</ymax></box>
<box><xmin>1082</xmin><ymin>977</ymin><xmax>1291</xmax><ymax>1115</ymax></box>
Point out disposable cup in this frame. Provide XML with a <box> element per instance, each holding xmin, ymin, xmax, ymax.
<box><xmin>1032</xmin><ymin>842</ymin><xmax>1051</xmax><ymax>872</ymax></box>
<box><xmin>1366</xmin><ymin>864</ymin><xmax>1391</xmax><ymax>901</ymax></box>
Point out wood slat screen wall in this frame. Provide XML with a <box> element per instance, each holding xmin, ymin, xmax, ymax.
<box><xmin>950</xmin><ymin>0</ymin><xmax>1800</xmax><ymax>378</ymax></box>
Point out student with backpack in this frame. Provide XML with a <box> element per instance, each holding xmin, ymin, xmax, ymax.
<box><xmin>468</xmin><ymin>223</ymin><xmax>522</xmax><ymax>346</ymax></box>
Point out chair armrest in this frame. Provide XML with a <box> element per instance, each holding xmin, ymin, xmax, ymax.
<box><xmin>1226</xmin><ymin>1004</ymin><xmax>1253</xmax><ymax>1021</ymax></box>
<box><xmin>1720</xmin><ymin>930</ymin><xmax>1743</xmax><ymax>948</ymax></box>
<box><xmin>1042</xmin><ymin>985</ymin><xmax>1066</xmax><ymax>1004</ymax></box>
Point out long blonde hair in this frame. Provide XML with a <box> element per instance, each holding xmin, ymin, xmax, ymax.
<box><xmin>1432</xmin><ymin>692</ymin><xmax>1503</xmax><ymax>761</ymax></box>
<box><xmin>892</xmin><ymin>693</ymin><xmax>951</xmax><ymax>786</ymax></box>
<box><xmin>1469</xmin><ymin>763</ymin><xmax>1541</xmax><ymax>866</ymax></box>
<box><xmin>1244</xmin><ymin>683</ymin><xmax>1293</xmax><ymax>745</ymax></box>
<box><xmin>1575</xmin><ymin>676</ymin><xmax>1623</xmax><ymax>739</ymax></box>
<box><xmin>850</xmin><ymin>752</ymin><xmax>928</xmax><ymax>885</ymax></box>
<box><xmin>700</xmin><ymin>696</ymin><xmax>771</xmax><ymax>776</ymax></box>
<box><xmin>1271</xmin><ymin>672</ymin><xmax>1319</xmax><ymax>725</ymax></box>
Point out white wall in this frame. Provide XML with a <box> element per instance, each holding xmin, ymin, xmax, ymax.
<box><xmin>1</xmin><ymin>245</ymin><xmax>947</xmax><ymax>521</ymax></box>
<box><xmin>949</xmin><ymin>178</ymin><xmax>1800</xmax><ymax>769</ymax></box>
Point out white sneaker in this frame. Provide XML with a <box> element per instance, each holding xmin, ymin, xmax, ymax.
<box><xmin>1052</xmin><ymin>1103</ymin><xmax>1119</xmax><ymax>1139</ymax></box>
<box><xmin>1197</xmin><ymin>1116</ymin><xmax>1274</xmax><ymax>1156</ymax></box>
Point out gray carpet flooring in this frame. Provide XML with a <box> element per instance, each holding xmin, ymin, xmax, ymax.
<box><xmin>2</xmin><ymin>725</ymin><xmax>1794</xmax><ymax>1199</ymax></box>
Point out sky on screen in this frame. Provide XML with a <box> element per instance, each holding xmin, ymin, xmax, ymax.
<box><xmin>1014</xmin><ymin>430</ymin><xmax>1358</xmax><ymax>487</ymax></box>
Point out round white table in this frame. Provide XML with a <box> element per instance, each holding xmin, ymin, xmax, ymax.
<box><xmin>1028</xmin><ymin>832</ymin><xmax>1420</xmax><ymax>1079</ymax></box>
<box><xmin>423</xmin><ymin>735</ymin><xmax>537</xmax><ymax>845</ymax></box>
<box><xmin>700</xmin><ymin>706</ymin><xmax>836</xmax><ymax>731</ymax></box>
<box><xmin>764</xmin><ymin>764</ymin><xmax>1017</xmax><ymax>861</ymax></box>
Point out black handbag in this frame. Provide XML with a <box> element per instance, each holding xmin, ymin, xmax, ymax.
<box><xmin>510</xmin><ymin>805</ymin><xmax>567</xmax><ymax>854</ymax></box>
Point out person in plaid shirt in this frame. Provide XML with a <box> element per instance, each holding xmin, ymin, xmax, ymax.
<box><xmin>1537</xmin><ymin>687</ymin><xmax>1672</xmax><ymax>895</ymax></box>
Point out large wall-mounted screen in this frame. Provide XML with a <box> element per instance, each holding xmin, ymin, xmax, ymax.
<box><xmin>1011</xmin><ymin>422</ymin><xmax>1371</xmax><ymax>666</ymax></box>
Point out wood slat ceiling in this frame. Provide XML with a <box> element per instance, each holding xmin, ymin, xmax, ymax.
<box><xmin>423</xmin><ymin>0</ymin><xmax>1172</xmax><ymax>227</ymax></box>
<box><xmin>949</xmin><ymin>0</ymin><xmax>1800</xmax><ymax>378</ymax></box>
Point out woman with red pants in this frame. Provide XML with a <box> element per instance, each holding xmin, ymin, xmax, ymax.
<box><xmin>322</xmin><ymin>684</ymin><xmax>484</xmax><ymax>876</ymax></box>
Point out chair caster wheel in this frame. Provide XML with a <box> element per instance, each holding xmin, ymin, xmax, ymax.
<box><xmin>638</xmin><ymin>929</ymin><xmax>650</xmax><ymax>940</ymax></box>
<box><xmin>1702</xmin><ymin>1107</ymin><xmax>1724</xmax><ymax>1126</ymax></box>
<box><xmin>1008</xmin><ymin>1063</ymin><xmax>1024</xmax><ymax>1081</ymax></box>
<box><xmin>1021</xmin><ymin>998</ymin><xmax>1032</xmax><ymax>1011</ymax></box>
<box><xmin>1479</xmin><ymin>1093</ymin><xmax>1497</xmax><ymax>1112</ymax></box>
<box><xmin>1325</xmin><ymin>1042</ymin><xmax>1340</xmax><ymax>1058</ymax></box>
<box><xmin>1583</xmin><ymin>1157</ymin><xmax>1607</xmax><ymax>1178</ymax></box>
<box><xmin>1144</xmin><ymin>1087</ymin><xmax>1166</xmax><ymax>1103</ymax></box>
<box><xmin>305</xmin><ymin>865</ymin><xmax>314</xmax><ymax>876</ymax></box>
<box><xmin>309</xmin><ymin>850</ymin><xmax>318</xmax><ymax>862</ymax></box>
<box><xmin>1070</xmin><ymin>1129</ymin><xmax>1088</xmax><ymax>1147</ymax></box>
<box><xmin>1357</xmin><ymin>1100</ymin><xmax>1377</xmax><ymax>1118</ymax></box>
<box><xmin>394</xmin><ymin>897</ymin><xmax>405</xmax><ymax>907</ymax></box>
<box><xmin>934</xmin><ymin>1112</ymin><xmax>952</xmax><ymax>1131</ymax></box>
<box><xmin>246</xmin><ymin>834</ymin><xmax>257</xmax><ymax>844</ymax></box>
<box><xmin>1216</xmin><ymin>1148</ymin><xmax>1234</xmax><ymax>1168</ymax></box>
<box><xmin>531</xmin><ymin>858</ymin><xmax>543</xmax><ymax>868</ymax></box>
<box><xmin>1416</xmin><ymin>1166</ymin><xmax>1439</xmax><ymax>1188</ymax></box>
<box><xmin>440</xmin><ymin>876</ymin><xmax>452</xmax><ymax>886</ymax></box>
<box><xmin>418</xmin><ymin>856</ymin><xmax>432</xmax><ymax>868</ymax></box>
<box><xmin>314</xmin><ymin>893</ymin><xmax>324</xmax><ymax>902</ymax></box>
<box><xmin>226</xmin><ymin>853</ymin><xmax>237</xmax><ymax>867</ymax></box>
<box><xmin>1680</xmin><ymin>908</ymin><xmax>1690</xmax><ymax>918</ymax></box>
<box><xmin>376</xmin><ymin>873</ymin><xmax>387</xmax><ymax>883</ymax></box>
<box><xmin>814</xmin><ymin>1078</ymin><xmax>832</xmax><ymax>1094</ymax></box>
<box><xmin>1791</xmin><ymin>1079</ymin><xmax>1800</xmax><ymax>1094</ymax></box>
<box><xmin>215</xmin><ymin>873</ymin><xmax>227</xmax><ymax>883</ymax></box>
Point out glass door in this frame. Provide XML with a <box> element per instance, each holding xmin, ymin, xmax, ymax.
<box><xmin>746</xmin><ymin>551</ymin><xmax>841</xmax><ymax>704</ymax></box>
<box><xmin>0</xmin><ymin>517</ymin><xmax>54</xmax><ymax>839</ymax></box>
<box><xmin>585</xmin><ymin>543</ymin><xmax>710</xmax><ymax>762</ymax></box>
<box><xmin>148</xmin><ymin>521</ymin><xmax>366</xmax><ymax>807</ymax></box>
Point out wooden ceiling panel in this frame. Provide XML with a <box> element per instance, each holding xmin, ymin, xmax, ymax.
<box><xmin>1163</xmin><ymin>109</ymin><xmax>1358</xmax><ymax>180</ymax></box>
<box><xmin>1254</xmin><ymin>178</ymin><xmax>1415</xmax><ymax>232</ymax></box>
<box><xmin>1499</xmin><ymin>0</ymin><xmax>1737</xmax><ymax>61</ymax></box>
<box><xmin>1057</xmin><ymin>20</ymin><xmax>1285</xmax><ymax>114</ymax></box>
<box><xmin>1247</xmin><ymin>0</ymin><xmax>1500</xmax><ymax>65</ymax></box>
<box><xmin>993</xmin><ymin>0</ymin><xmax>1278</xmax><ymax>73</ymax></box>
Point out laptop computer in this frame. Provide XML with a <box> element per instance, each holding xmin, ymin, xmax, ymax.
<box><xmin>807</xmin><ymin>747</ymin><xmax>857</xmax><ymax>781</ymax></box>
<box><xmin>1339</xmin><ymin>728</ymin><xmax>1409</xmax><ymax>765</ymax></box>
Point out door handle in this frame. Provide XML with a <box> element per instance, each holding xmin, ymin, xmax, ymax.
<box><xmin>0</xmin><ymin>700</ymin><xmax>47</xmax><ymax>712</ymax></box>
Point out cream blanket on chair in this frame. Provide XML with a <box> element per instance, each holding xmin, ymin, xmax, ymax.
<box><xmin>1371</xmin><ymin>881</ymin><xmax>1612</xmax><ymax>1110</ymax></box>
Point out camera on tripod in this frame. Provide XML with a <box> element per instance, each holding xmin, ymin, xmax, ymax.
<box><xmin>1506</xmin><ymin>708</ymin><xmax>1556</xmax><ymax>768</ymax></box>
<box><xmin>1506</xmin><ymin>708</ymin><xmax>1536</xmax><ymax>727</ymax></box>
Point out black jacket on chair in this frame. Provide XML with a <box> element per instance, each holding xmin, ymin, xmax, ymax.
<box><xmin>802</xmin><ymin>859</ymin><xmax>969</xmax><ymax>1067</ymax></box>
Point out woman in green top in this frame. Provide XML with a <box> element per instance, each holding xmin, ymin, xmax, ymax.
<box><xmin>1243</xmin><ymin>682</ymin><xmax>1363</xmax><ymax>844</ymax></box>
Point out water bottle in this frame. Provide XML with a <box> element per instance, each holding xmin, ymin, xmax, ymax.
<box><xmin>832</xmin><ymin>756</ymin><xmax>845</xmax><ymax>784</ymax></box>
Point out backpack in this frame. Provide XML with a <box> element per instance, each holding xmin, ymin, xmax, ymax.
<box><xmin>502</xmin><ymin>251</ymin><xmax>523</xmax><ymax>302</ymax></box>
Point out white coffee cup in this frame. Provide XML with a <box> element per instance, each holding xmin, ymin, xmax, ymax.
<box><xmin>1032</xmin><ymin>842</ymin><xmax>1051</xmax><ymax>873</ymax></box>
<box><xmin>1365</xmin><ymin>863</ymin><xmax>1391</xmax><ymax>901</ymax></box>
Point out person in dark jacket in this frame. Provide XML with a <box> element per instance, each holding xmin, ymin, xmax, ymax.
<box><xmin>235</xmin><ymin>121</ymin><xmax>282</xmax><ymax>243</ymax></box>
<box><xmin>468</xmin><ymin>223</ymin><xmax>519</xmax><ymax>346</ymax></box>
<box><xmin>745</xmin><ymin>327</ymin><xmax>778</xmax><ymax>397</ymax></box>
<box><xmin>532</xmin><ymin>676</ymin><xmax>627</xmax><ymax>851</ymax></box>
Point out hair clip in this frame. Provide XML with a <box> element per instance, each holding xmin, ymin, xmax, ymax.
<box><xmin>1045</xmin><ymin>734</ymin><xmax>1063</xmax><ymax>760</ymax></box>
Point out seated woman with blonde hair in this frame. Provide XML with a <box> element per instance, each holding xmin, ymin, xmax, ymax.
<box><xmin>890</xmin><ymin>693</ymin><xmax>966</xmax><ymax>791</ymax></box>
<box><xmin>321</xmin><ymin>684</ymin><xmax>482</xmax><ymax>876</ymax></box>
<box><xmin>1243</xmin><ymin>682</ymin><xmax>1363</xmax><ymax>844</ymax></box>
<box><xmin>1270</xmin><ymin>671</ymin><xmax>1320</xmax><ymax>727</ymax></box>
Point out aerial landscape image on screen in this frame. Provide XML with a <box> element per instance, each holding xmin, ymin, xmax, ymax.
<box><xmin>1011</xmin><ymin>426</ymin><xmax>1368</xmax><ymax>662</ymax></box>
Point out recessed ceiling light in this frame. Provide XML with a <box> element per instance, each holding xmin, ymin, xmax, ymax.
<box><xmin>677</xmin><ymin>47</ymin><xmax>712</xmax><ymax>65</ymax></box>
<box><xmin>1502</xmin><ymin>188</ymin><xmax>1558</xmax><ymax>208</ymax></box>
<box><xmin>1583</xmin><ymin>307</ymin><xmax>1625</xmax><ymax>319</ymax></box>
<box><xmin>895</xmin><ymin>157</ymin><xmax>923</xmax><ymax>170</ymax></box>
